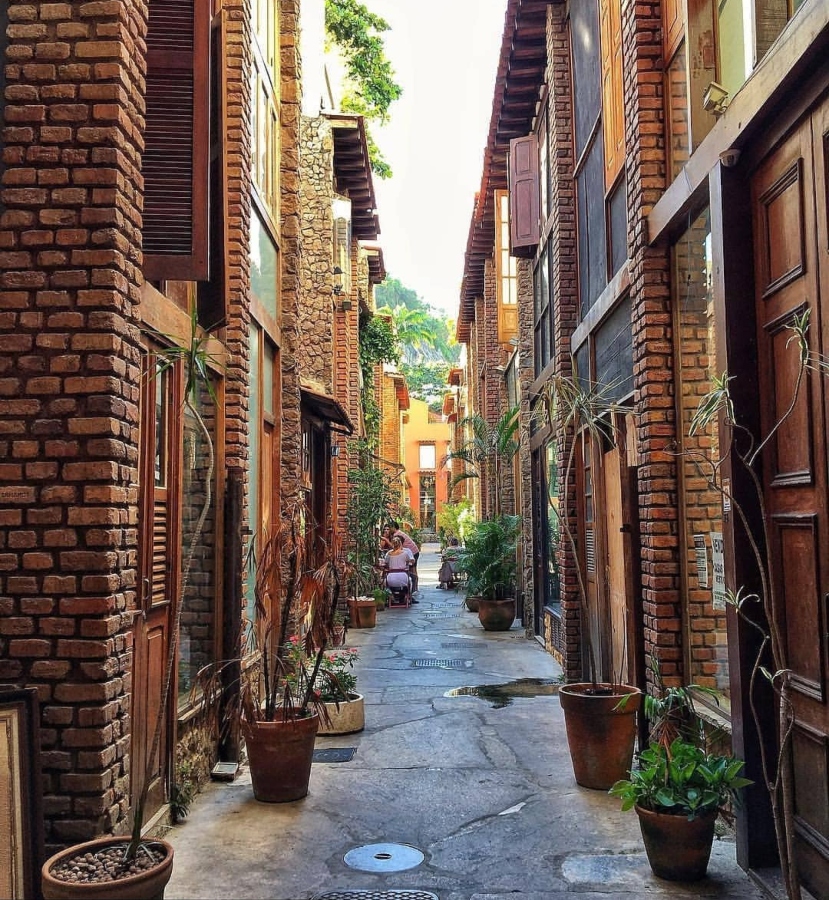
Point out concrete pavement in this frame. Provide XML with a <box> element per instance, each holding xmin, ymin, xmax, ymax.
<box><xmin>164</xmin><ymin>544</ymin><xmax>771</xmax><ymax>900</ymax></box>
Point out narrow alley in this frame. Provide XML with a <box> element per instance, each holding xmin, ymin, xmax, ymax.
<box><xmin>164</xmin><ymin>548</ymin><xmax>766</xmax><ymax>900</ymax></box>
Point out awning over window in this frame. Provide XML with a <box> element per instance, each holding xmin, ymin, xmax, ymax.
<box><xmin>300</xmin><ymin>384</ymin><xmax>354</xmax><ymax>434</ymax></box>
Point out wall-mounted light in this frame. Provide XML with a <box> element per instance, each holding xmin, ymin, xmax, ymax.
<box><xmin>339</xmin><ymin>298</ymin><xmax>353</xmax><ymax>312</ymax></box>
<box><xmin>333</xmin><ymin>265</ymin><xmax>344</xmax><ymax>296</ymax></box>
<box><xmin>702</xmin><ymin>81</ymin><xmax>729</xmax><ymax>117</ymax></box>
<box><xmin>331</xmin><ymin>444</ymin><xmax>341</xmax><ymax>458</ymax></box>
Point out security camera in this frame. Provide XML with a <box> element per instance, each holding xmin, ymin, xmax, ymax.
<box><xmin>719</xmin><ymin>148</ymin><xmax>741</xmax><ymax>169</ymax></box>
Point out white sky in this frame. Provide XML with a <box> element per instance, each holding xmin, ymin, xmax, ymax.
<box><xmin>368</xmin><ymin>0</ymin><xmax>508</xmax><ymax>317</ymax></box>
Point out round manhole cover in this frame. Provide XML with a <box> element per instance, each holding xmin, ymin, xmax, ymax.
<box><xmin>343</xmin><ymin>843</ymin><xmax>425</xmax><ymax>873</ymax></box>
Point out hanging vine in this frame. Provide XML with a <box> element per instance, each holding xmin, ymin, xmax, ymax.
<box><xmin>358</xmin><ymin>311</ymin><xmax>399</xmax><ymax>445</ymax></box>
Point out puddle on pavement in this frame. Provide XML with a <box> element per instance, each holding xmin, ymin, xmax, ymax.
<box><xmin>444</xmin><ymin>677</ymin><xmax>560</xmax><ymax>708</ymax></box>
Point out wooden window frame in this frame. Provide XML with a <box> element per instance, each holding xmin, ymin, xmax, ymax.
<box><xmin>599</xmin><ymin>0</ymin><xmax>624</xmax><ymax>188</ymax></box>
<box><xmin>251</xmin><ymin>0</ymin><xmax>281</xmax><ymax>222</ymax></box>
<box><xmin>496</xmin><ymin>190</ymin><xmax>518</xmax><ymax>344</ymax></box>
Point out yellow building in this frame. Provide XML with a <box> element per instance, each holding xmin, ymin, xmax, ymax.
<box><xmin>403</xmin><ymin>399</ymin><xmax>452</xmax><ymax>538</ymax></box>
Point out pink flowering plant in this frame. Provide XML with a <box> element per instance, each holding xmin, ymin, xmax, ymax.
<box><xmin>317</xmin><ymin>647</ymin><xmax>360</xmax><ymax>703</ymax></box>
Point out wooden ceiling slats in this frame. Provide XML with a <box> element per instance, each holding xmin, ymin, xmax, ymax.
<box><xmin>327</xmin><ymin>114</ymin><xmax>380</xmax><ymax>241</ymax></box>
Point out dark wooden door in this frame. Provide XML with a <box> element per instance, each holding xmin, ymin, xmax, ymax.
<box><xmin>752</xmin><ymin>99</ymin><xmax>829</xmax><ymax>895</ymax></box>
<box><xmin>133</xmin><ymin>351</ymin><xmax>182</xmax><ymax>821</ymax></box>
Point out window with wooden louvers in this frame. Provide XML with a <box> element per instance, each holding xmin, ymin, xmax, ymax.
<box><xmin>143</xmin><ymin>0</ymin><xmax>211</xmax><ymax>282</ymax></box>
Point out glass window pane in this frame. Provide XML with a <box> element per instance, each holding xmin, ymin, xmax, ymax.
<box><xmin>250</xmin><ymin>209</ymin><xmax>279</xmax><ymax>319</ymax></box>
<box><xmin>263</xmin><ymin>340</ymin><xmax>275</xmax><ymax>416</ymax></box>
<box><xmin>419</xmin><ymin>444</ymin><xmax>436</xmax><ymax>469</ymax></box>
<box><xmin>673</xmin><ymin>208</ymin><xmax>729</xmax><ymax>704</ymax></box>
<box><xmin>246</xmin><ymin>324</ymin><xmax>262</xmax><ymax>623</ymax></box>
<box><xmin>154</xmin><ymin>364</ymin><xmax>168</xmax><ymax>488</ymax></box>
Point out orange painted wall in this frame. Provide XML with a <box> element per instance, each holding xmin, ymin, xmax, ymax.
<box><xmin>403</xmin><ymin>398</ymin><xmax>452</xmax><ymax>533</ymax></box>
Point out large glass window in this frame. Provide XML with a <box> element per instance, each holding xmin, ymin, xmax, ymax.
<box><xmin>419</xmin><ymin>475</ymin><xmax>436</xmax><ymax>531</ymax></box>
<box><xmin>419</xmin><ymin>444</ymin><xmax>436</xmax><ymax>470</ymax></box>
<box><xmin>250</xmin><ymin>209</ymin><xmax>279</xmax><ymax>320</ymax></box>
<box><xmin>533</xmin><ymin>247</ymin><xmax>552</xmax><ymax>377</ymax></box>
<box><xmin>251</xmin><ymin>0</ymin><xmax>280</xmax><ymax>217</ymax></box>
<box><xmin>496</xmin><ymin>191</ymin><xmax>518</xmax><ymax>344</ymax></box>
<box><xmin>673</xmin><ymin>208</ymin><xmax>729</xmax><ymax>707</ymax></box>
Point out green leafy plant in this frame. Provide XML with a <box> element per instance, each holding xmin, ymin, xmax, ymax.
<box><xmin>610</xmin><ymin>738</ymin><xmax>751</xmax><ymax>820</ymax></box>
<box><xmin>358</xmin><ymin>311</ymin><xmax>399</xmax><ymax>443</ymax></box>
<box><xmin>645</xmin><ymin>658</ymin><xmax>721</xmax><ymax>751</ymax></box>
<box><xmin>456</xmin><ymin>514</ymin><xmax>520</xmax><ymax>600</ymax></box>
<box><xmin>316</xmin><ymin>647</ymin><xmax>361</xmax><ymax>704</ymax></box>
<box><xmin>324</xmin><ymin>0</ymin><xmax>402</xmax><ymax>178</ymax></box>
<box><xmin>436</xmin><ymin>498</ymin><xmax>475</xmax><ymax>545</ymax></box>
<box><xmin>345</xmin><ymin>439</ymin><xmax>398</xmax><ymax>594</ymax></box>
<box><xmin>445</xmin><ymin>407</ymin><xmax>519</xmax><ymax>517</ymax></box>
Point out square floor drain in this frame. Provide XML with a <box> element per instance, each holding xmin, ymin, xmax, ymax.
<box><xmin>313</xmin><ymin>892</ymin><xmax>439</xmax><ymax>900</ymax></box>
<box><xmin>412</xmin><ymin>658</ymin><xmax>472</xmax><ymax>668</ymax></box>
<box><xmin>313</xmin><ymin>747</ymin><xmax>356</xmax><ymax>763</ymax></box>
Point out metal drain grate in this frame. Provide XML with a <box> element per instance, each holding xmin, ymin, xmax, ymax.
<box><xmin>313</xmin><ymin>747</ymin><xmax>356</xmax><ymax>763</ymax></box>
<box><xmin>313</xmin><ymin>892</ymin><xmax>439</xmax><ymax>900</ymax></box>
<box><xmin>411</xmin><ymin>658</ymin><xmax>471</xmax><ymax>669</ymax></box>
<box><xmin>422</xmin><ymin>613</ymin><xmax>460</xmax><ymax>620</ymax></box>
<box><xmin>441</xmin><ymin>642</ymin><xmax>473</xmax><ymax>649</ymax></box>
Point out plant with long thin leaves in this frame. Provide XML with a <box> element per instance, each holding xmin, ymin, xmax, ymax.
<box><xmin>680</xmin><ymin>309</ymin><xmax>827</xmax><ymax>900</ymax></box>
<box><xmin>444</xmin><ymin>406</ymin><xmax>519</xmax><ymax>517</ymax></box>
<box><xmin>129</xmin><ymin>308</ymin><xmax>222</xmax><ymax>860</ymax></box>
<box><xmin>535</xmin><ymin>372</ymin><xmax>623</xmax><ymax>688</ymax></box>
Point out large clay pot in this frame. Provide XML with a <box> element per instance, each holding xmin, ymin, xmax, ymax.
<box><xmin>464</xmin><ymin>594</ymin><xmax>481</xmax><ymax>612</ymax></box>
<box><xmin>244</xmin><ymin>713</ymin><xmax>319</xmax><ymax>802</ymax></box>
<box><xmin>558</xmin><ymin>682</ymin><xmax>642</xmax><ymax>790</ymax></box>
<box><xmin>318</xmin><ymin>693</ymin><xmax>365</xmax><ymax>735</ymax></box>
<box><xmin>42</xmin><ymin>836</ymin><xmax>174</xmax><ymax>900</ymax></box>
<box><xmin>477</xmin><ymin>597</ymin><xmax>516</xmax><ymax>631</ymax></box>
<box><xmin>635</xmin><ymin>805</ymin><xmax>717</xmax><ymax>881</ymax></box>
<box><xmin>347</xmin><ymin>597</ymin><xmax>377</xmax><ymax>628</ymax></box>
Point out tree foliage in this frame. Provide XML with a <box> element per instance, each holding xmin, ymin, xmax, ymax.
<box><xmin>325</xmin><ymin>0</ymin><xmax>402</xmax><ymax>178</ymax></box>
<box><xmin>358</xmin><ymin>311</ymin><xmax>399</xmax><ymax>443</ymax></box>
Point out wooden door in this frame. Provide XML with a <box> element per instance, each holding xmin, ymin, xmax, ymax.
<box><xmin>752</xmin><ymin>100</ymin><xmax>829</xmax><ymax>895</ymax></box>
<box><xmin>134</xmin><ymin>352</ymin><xmax>182</xmax><ymax>821</ymax></box>
<box><xmin>603</xmin><ymin>445</ymin><xmax>629</xmax><ymax>682</ymax></box>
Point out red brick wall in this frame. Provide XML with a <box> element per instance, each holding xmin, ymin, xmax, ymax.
<box><xmin>0</xmin><ymin>0</ymin><xmax>148</xmax><ymax>847</ymax></box>
<box><xmin>547</xmin><ymin>3</ymin><xmax>581</xmax><ymax>677</ymax></box>
<box><xmin>622</xmin><ymin>0</ymin><xmax>683</xmax><ymax>689</ymax></box>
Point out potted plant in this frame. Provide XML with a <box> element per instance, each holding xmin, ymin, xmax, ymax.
<box><xmin>314</xmin><ymin>646</ymin><xmax>365</xmax><ymax>735</ymax></box>
<box><xmin>457</xmin><ymin>515</ymin><xmax>520</xmax><ymax>630</ymax></box>
<box><xmin>372</xmin><ymin>586</ymin><xmax>389</xmax><ymax>611</ymax></box>
<box><xmin>610</xmin><ymin>738</ymin><xmax>751</xmax><ymax>881</ymax></box>
<box><xmin>347</xmin><ymin>595</ymin><xmax>377</xmax><ymax>628</ymax></box>
<box><xmin>537</xmin><ymin>373</ymin><xmax>642</xmax><ymax>790</ymax></box>
<box><xmin>227</xmin><ymin>502</ymin><xmax>345</xmax><ymax>803</ymax></box>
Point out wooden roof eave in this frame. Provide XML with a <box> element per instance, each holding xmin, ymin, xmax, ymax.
<box><xmin>326</xmin><ymin>112</ymin><xmax>380</xmax><ymax>242</ymax></box>
<box><xmin>455</xmin><ymin>0</ymin><xmax>551</xmax><ymax>343</ymax></box>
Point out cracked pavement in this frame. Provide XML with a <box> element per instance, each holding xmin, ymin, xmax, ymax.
<box><xmin>164</xmin><ymin>545</ymin><xmax>769</xmax><ymax>900</ymax></box>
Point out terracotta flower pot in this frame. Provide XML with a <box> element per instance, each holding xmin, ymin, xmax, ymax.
<box><xmin>635</xmin><ymin>805</ymin><xmax>717</xmax><ymax>881</ymax></box>
<box><xmin>464</xmin><ymin>594</ymin><xmax>481</xmax><ymax>612</ymax></box>
<box><xmin>42</xmin><ymin>835</ymin><xmax>174</xmax><ymax>900</ymax></box>
<box><xmin>477</xmin><ymin>597</ymin><xmax>516</xmax><ymax>631</ymax></box>
<box><xmin>558</xmin><ymin>682</ymin><xmax>642</xmax><ymax>790</ymax></box>
<box><xmin>244</xmin><ymin>713</ymin><xmax>319</xmax><ymax>802</ymax></box>
<box><xmin>348</xmin><ymin>597</ymin><xmax>377</xmax><ymax>628</ymax></box>
<box><xmin>318</xmin><ymin>692</ymin><xmax>365</xmax><ymax>735</ymax></box>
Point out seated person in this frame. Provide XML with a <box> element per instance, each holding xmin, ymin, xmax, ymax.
<box><xmin>388</xmin><ymin>520</ymin><xmax>420</xmax><ymax>593</ymax></box>
<box><xmin>438</xmin><ymin>537</ymin><xmax>460</xmax><ymax>588</ymax></box>
<box><xmin>382</xmin><ymin>536</ymin><xmax>415</xmax><ymax>601</ymax></box>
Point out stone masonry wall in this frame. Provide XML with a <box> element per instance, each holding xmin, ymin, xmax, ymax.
<box><xmin>516</xmin><ymin>256</ymin><xmax>535</xmax><ymax>636</ymax></box>
<box><xmin>0</xmin><ymin>0</ymin><xmax>147</xmax><ymax>849</ymax></box>
<box><xmin>279</xmin><ymin>0</ymin><xmax>303</xmax><ymax>504</ymax></box>
<box><xmin>298</xmin><ymin>115</ymin><xmax>334</xmax><ymax>392</ymax></box>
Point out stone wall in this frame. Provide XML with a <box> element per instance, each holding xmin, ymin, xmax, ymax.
<box><xmin>279</xmin><ymin>0</ymin><xmax>303</xmax><ymax>504</ymax></box>
<box><xmin>298</xmin><ymin>116</ymin><xmax>334</xmax><ymax>391</ymax></box>
<box><xmin>0</xmin><ymin>0</ymin><xmax>148</xmax><ymax>848</ymax></box>
<box><xmin>516</xmin><ymin>257</ymin><xmax>535</xmax><ymax>636</ymax></box>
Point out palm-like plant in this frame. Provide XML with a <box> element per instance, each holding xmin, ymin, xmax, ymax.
<box><xmin>445</xmin><ymin>406</ymin><xmax>519</xmax><ymax>517</ymax></box>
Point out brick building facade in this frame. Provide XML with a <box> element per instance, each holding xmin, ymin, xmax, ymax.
<box><xmin>457</xmin><ymin>0</ymin><xmax>829</xmax><ymax>891</ymax></box>
<box><xmin>0</xmin><ymin>0</ymin><xmax>391</xmax><ymax>865</ymax></box>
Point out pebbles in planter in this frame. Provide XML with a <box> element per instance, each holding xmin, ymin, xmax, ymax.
<box><xmin>49</xmin><ymin>843</ymin><xmax>167</xmax><ymax>884</ymax></box>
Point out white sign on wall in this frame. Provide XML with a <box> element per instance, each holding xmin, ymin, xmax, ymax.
<box><xmin>693</xmin><ymin>534</ymin><xmax>709</xmax><ymax>588</ymax></box>
<box><xmin>710</xmin><ymin>531</ymin><xmax>726</xmax><ymax>610</ymax></box>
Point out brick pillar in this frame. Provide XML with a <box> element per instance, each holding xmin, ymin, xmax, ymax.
<box><xmin>516</xmin><ymin>256</ymin><xmax>535</xmax><ymax>634</ymax></box>
<box><xmin>0</xmin><ymin>0</ymin><xmax>147</xmax><ymax>847</ymax></box>
<box><xmin>548</xmin><ymin>3</ymin><xmax>582</xmax><ymax>679</ymax></box>
<box><xmin>622</xmin><ymin>0</ymin><xmax>682</xmax><ymax>688</ymax></box>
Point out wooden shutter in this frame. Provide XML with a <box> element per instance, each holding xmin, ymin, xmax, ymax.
<box><xmin>599</xmin><ymin>0</ymin><xmax>624</xmax><ymax>188</ymax></box>
<box><xmin>509</xmin><ymin>134</ymin><xmax>540</xmax><ymax>257</ymax></box>
<box><xmin>143</xmin><ymin>0</ymin><xmax>210</xmax><ymax>282</ymax></box>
